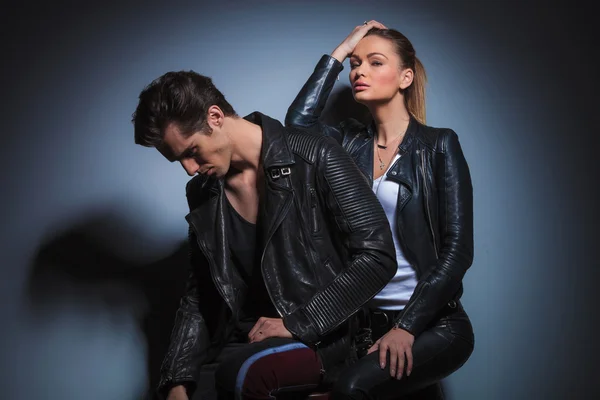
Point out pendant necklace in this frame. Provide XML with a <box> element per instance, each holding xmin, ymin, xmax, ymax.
<box><xmin>375</xmin><ymin>130</ymin><xmax>405</xmax><ymax>170</ymax></box>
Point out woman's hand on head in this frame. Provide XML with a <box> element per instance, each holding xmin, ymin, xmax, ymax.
<box><xmin>331</xmin><ymin>20</ymin><xmax>387</xmax><ymax>63</ymax></box>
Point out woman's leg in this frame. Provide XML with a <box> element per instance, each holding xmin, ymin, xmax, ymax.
<box><xmin>331</xmin><ymin>308</ymin><xmax>474</xmax><ymax>400</ymax></box>
<box><xmin>214</xmin><ymin>337</ymin><xmax>323</xmax><ymax>400</ymax></box>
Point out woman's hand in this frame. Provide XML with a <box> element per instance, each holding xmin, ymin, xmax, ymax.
<box><xmin>367</xmin><ymin>326</ymin><xmax>414</xmax><ymax>379</ymax></box>
<box><xmin>331</xmin><ymin>20</ymin><xmax>387</xmax><ymax>62</ymax></box>
<box><xmin>248</xmin><ymin>317</ymin><xmax>293</xmax><ymax>343</ymax></box>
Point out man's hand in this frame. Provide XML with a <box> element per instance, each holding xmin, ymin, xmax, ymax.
<box><xmin>367</xmin><ymin>327</ymin><xmax>414</xmax><ymax>379</ymax></box>
<box><xmin>248</xmin><ymin>317</ymin><xmax>293</xmax><ymax>343</ymax></box>
<box><xmin>331</xmin><ymin>20</ymin><xmax>388</xmax><ymax>62</ymax></box>
<box><xmin>166</xmin><ymin>385</ymin><xmax>188</xmax><ymax>400</ymax></box>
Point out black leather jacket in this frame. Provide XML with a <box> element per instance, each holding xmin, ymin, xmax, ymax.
<box><xmin>286</xmin><ymin>55</ymin><xmax>474</xmax><ymax>338</ymax></box>
<box><xmin>158</xmin><ymin>112</ymin><xmax>397</xmax><ymax>395</ymax></box>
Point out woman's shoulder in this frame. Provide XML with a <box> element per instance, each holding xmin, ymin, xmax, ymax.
<box><xmin>413</xmin><ymin>120</ymin><xmax>459</xmax><ymax>153</ymax></box>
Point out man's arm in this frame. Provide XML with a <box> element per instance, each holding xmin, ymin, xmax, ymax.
<box><xmin>283</xmin><ymin>137</ymin><xmax>397</xmax><ymax>344</ymax></box>
<box><xmin>159</xmin><ymin>176</ymin><xmax>216</xmax><ymax>399</ymax></box>
<box><xmin>158</xmin><ymin>229</ymin><xmax>212</xmax><ymax>399</ymax></box>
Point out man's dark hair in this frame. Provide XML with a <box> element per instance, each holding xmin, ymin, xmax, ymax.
<box><xmin>132</xmin><ymin>70</ymin><xmax>237</xmax><ymax>147</ymax></box>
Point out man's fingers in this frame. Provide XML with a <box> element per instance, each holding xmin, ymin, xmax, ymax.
<box><xmin>248</xmin><ymin>317</ymin><xmax>265</xmax><ymax>338</ymax></box>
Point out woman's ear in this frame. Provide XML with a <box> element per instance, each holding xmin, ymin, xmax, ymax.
<box><xmin>399</xmin><ymin>68</ymin><xmax>414</xmax><ymax>90</ymax></box>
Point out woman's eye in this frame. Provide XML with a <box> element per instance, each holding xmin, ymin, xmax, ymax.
<box><xmin>350</xmin><ymin>63</ymin><xmax>359</xmax><ymax>69</ymax></box>
<box><xmin>372</xmin><ymin>61</ymin><xmax>382</xmax><ymax>66</ymax></box>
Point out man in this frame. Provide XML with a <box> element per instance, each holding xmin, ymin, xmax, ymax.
<box><xmin>132</xmin><ymin>70</ymin><xmax>396</xmax><ymax>400</ymax></box>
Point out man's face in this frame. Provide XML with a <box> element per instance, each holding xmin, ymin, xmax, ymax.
<box><xmin>159</xmin><ymin>122</ymin><xmax>232</xmax><ymax>179</ymax></box>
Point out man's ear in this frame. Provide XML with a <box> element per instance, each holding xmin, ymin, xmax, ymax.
<box><xmin>206</xmin><ymin>105</ymin><xmax>225</xmax><ymax>130</ymax></box>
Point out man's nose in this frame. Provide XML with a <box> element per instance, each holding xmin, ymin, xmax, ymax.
<box><xmin>181</xmin><ymin>158</ymin><xmax>200</xmax><ymax>176</ymax></box>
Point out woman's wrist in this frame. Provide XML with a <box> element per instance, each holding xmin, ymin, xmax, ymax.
<box><xmin>331</xmin><ymin>46</ymin><xmax>349</xmax><ymax>63</ymax></box>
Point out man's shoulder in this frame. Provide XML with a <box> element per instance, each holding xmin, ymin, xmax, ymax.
<box><xmin>285</xmin><ymin>125</ymin><xmax>338</xmax><ymax>164</ymax></box>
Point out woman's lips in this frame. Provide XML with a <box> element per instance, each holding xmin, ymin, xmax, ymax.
<box><xmin>353</xmin><ymin>82</ymin><xmax>370</xmax><ymax>91</ymax></box>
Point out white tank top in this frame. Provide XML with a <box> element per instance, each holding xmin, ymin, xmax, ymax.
<box><xmin>368</xmin><ymin>153</ymin><xmax>418</xmax><ymax>310</ymax></box>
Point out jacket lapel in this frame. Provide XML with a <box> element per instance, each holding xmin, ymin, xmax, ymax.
<box><xmin>386</xmin><ymin>116</ymin><xmax>418</xmax><ymax>212</ymax></box>
<box><xmin>245</xmin><ymin>112</ymin><xmax>296</xmax><ymax>251</ymax></box>
<box><xmin>185</xmin><ymin>181</ymin><xmax>239</xmax><ymax>314</ymax></box>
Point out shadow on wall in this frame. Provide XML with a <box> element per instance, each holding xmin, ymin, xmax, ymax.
<box><xmin>321</xmin><ymin>86</ymin><xmax>371</xmax><ymax>127</ymax></box>
<box><xmin>25</xmin><ymin>211</ymin><xmax>189</xmax><ymax>400</ymax></box>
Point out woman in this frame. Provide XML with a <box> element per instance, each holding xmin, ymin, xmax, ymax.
<box><xmin>285</xmin><ymin>21</ymin><xmax>475</xmax><ymax>399</ymax></box>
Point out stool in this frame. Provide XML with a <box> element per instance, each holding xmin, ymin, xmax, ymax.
<box><xmin>306</xmin><ymin>392</ymin><xmax>330</xmax><ymax>399</ymax></box>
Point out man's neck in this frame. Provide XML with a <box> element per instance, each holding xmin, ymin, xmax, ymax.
<box><xmin>223</xmin><ymin>117</ymin><xmax>263</xmax><ymax>190</ymax></box>
<box><xmin>223</xmin><ymin>117</ymin><xmax>264</xmax><ymax>223</ymax></box>
<box><xmin>226</xmin><ymin>117</ymin><xmax>263</xmax><ymax>174</ymax></box>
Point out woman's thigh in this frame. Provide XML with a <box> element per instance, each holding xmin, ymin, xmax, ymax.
<box><xmin>332</xmin><ymin>310</ymin><xmax>474</xmax><ymax>400</ymax></box>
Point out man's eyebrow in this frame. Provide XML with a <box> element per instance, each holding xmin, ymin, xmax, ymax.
<box><xmin>171</xmin><ymin>146</ymin><xmax>194</xmax><ymax>162</ymax></box>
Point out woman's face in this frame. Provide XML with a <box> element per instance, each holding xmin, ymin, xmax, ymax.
<box><xmin>349</xmin><ymin>35</ymin><xmax>411</xmax><ymax>104</ymax></box>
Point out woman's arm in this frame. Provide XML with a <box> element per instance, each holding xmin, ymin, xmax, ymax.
<box><xmin>394</xmin><ymin>129</ymin><xmax>474</xmax><ymax>337</ymax></box>
<box><xmin>285</xmin><ymin>21</ymin><xmax>386</xmax><ymax>144</ymax></box>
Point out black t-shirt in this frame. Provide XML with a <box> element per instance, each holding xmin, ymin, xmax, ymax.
<box><xmin>225</xmin><ymin>197</ymin><xmax>278</xmax><ymax>337</ymax></box>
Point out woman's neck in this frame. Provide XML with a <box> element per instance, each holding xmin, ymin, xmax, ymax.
<box><xmin>368</xmin><ymin>95</ymin><xmax>411</xmax><ymax>145</ymax></box>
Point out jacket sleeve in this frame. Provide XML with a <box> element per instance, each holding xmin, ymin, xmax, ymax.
<box><xmin>157</xmin><ymin>179</ymin><xmax>214</xmax><ymax>398</ymax></box>
<box><xmin>394</xmin><ymin>130</ymin><xmax>474</xmax><ymax>337</ymax></box>
<box><xmin>285</xmin><ymin>55</ymin><xmax>346</xmax><ymax>144</ymax></box>
<box><xmin>283</xmin><ymin>137</ymin><xmax>397</xmax><ymax>344</ymax></box>
<box><xmin>157</xmin><ymin>229</ymin><xmax>212</xmax><ymax>398</ymax></box>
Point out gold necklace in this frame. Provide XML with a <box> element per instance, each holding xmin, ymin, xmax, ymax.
<box><xmin>376</xmin><ymin>145</ymin><xmax>399</xmax><ymax>170</ymax></box>
<box><xmin>376</xmin><ymin>129</ymin><xmax>406</xmax><ymax>149</ymax></box>
<box><xmin>375</xmin><ymin>133</ymin><xmax>404</xmax><ymax>170</ymax></box>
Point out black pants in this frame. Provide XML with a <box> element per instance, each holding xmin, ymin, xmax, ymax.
<box><xmin>331</xmin><ymin>302</ymin><xmax>474</xmax><ymax>400</ymax></box>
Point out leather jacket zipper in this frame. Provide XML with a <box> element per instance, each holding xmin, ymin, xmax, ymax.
<box><xmin>310</xmin><ymin>187</ymin><xmax>319</xmax><ymax>233</ymax></box>
<box><xmin>420</xmin><ymin>150</ymin><xmax>439</xmax><ymax>258</ymax></box>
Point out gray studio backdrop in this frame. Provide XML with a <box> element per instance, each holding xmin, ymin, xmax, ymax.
<box><xmin>1</xmin><ymin>1</ymin><xmax>597</xmax><ymax>399</ymax></box>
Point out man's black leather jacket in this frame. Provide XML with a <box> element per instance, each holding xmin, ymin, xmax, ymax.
<box><xmin>158</xmin><ymin>112</ymin><xmax>397</xmax><ymax>395</ymax></box>
<box><xmin>286</xmin><ymin>55</ymin><xmax>474</xmax><ymax>338</ymax></box>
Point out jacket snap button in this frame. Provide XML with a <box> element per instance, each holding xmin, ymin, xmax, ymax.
<box><xmin>391</xmin><ymin>171</ymin><xmax>397</xmax><ymax>175</ymax></box>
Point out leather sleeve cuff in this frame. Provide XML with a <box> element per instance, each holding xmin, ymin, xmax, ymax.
<box><xmin>284</xmin><ymin>307</ymin><xmax>320</xmax><ymax>346</ymax></box>
<box><xmin>157</xmin><ymin>379</ymin><xmax>196</xmax><ymax>400</ymax></box>
<box><xmin>317</xmin><ymin>54</ymin><xmax>344</xmax><ymax>80</ymax></box>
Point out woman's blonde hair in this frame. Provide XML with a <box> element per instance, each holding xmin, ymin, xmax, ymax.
<box><xmin>365</xmin><ymin>28</ymin><xmax>427</xmax><ymax>124</ymax></box>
